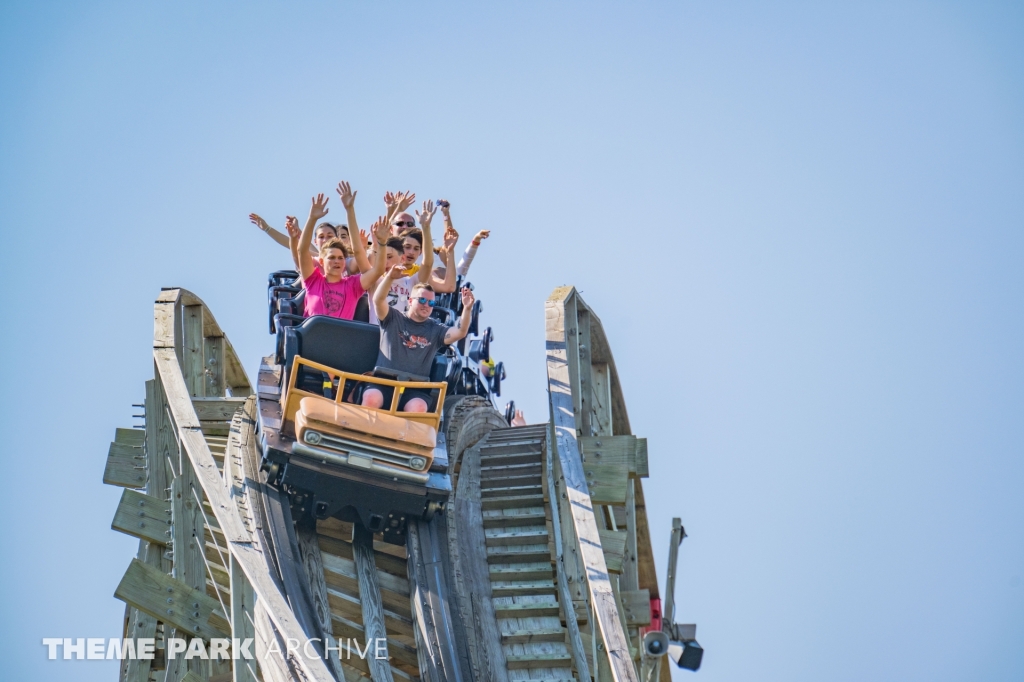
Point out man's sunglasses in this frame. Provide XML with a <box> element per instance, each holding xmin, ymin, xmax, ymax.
<box><xmin>413</xmin><ymin>297</ymin><xmax>437</xmax><ymax>307</ymax></box>
<box><xmin>393</xmin><ymin>221</ymin><xmax>416</xmax><ymax>228</ymax></box>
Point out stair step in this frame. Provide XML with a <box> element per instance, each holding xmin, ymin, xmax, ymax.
<box><xmin>487</xmin><ymin>547</ymin><xmax>552</xmax><ymax>564</ymax></box>
<box><xmin>504</xmin><ymin>652</ymin><xmax>573</xmax><ymax>670</ymax></box>
<box><xmin>480</xmin><ymin>473</ymin><xmax>542</xmax><ymax>489</ymax></box>
<box><xmin>483</xmin><ymin>511</ymin><xmax>547</xmax><ymax>528</ymax></box>
<box><xmin>494</xmin><ymin>601</ymin><xmax>561</xmax><ymax>619</ymax></box>
<box><xmin>481</xmin><ymin>484</ymin><xmax>543</xmax><ymax>499</ymax></box>
<box><xmin>486</xmin><ymin>427</ymin><xmax>547</xmax><ymax>441</ymax></box>
<box><xmin>482</xmin><ymin>494</ymin><xmax>546</xmax><ymax>510</ymax></box>
<box><xmin>480</xmin><ymin>453</ymin><xmax>543</xmax><ymax>467</ymax></box>
<box><xmin>491</xmin><ymin>581</ymin><xmax>557</xmax><ymax>597</ymax></box>
<box><xmin>485</xmin><ymin>529</ymin><xmax>549</xmax><ymax>546</ymax></box>
<box><xmin>480</xmin><ymin>461</ymin><xmax>542</xmax><ymax>477</ymax></box>
<box><xmin>501</xmin><ymin>628</ymin><xmax>566</xmax><ymax>644</ymax></box>
<box><xmin>490</xmin><ymin>565</ymin><xmax>553</xmax><ymax>581</ymax></box>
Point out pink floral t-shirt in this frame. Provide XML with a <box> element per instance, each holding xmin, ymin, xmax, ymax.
<box><xmin>303</xmin><ymin>268</ymin><xmax>364</xmax><ymax>320</ymax></box>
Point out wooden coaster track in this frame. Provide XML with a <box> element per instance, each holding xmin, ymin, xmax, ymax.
<box><xmin>104</xmin><ymin>285</ymin><xmax>680</xmax><ymax>682</ymax></box>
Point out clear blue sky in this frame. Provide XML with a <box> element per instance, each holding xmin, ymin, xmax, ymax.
<box><xmin>1</xmin><ymin>2</ymin><xmax>1022</xmax><ymax>681</ymax></box>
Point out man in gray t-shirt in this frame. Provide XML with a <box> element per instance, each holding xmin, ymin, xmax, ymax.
<box><xmin>363</xmin><ymin>267</ymin><xmax>475</xmax><ymax>413</ymax></box>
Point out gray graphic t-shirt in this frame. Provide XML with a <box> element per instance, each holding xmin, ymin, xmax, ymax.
<box><xmin>376</xmin><ymin>309</ymin><xmax>449</xmax><ymax>378</ymax></box>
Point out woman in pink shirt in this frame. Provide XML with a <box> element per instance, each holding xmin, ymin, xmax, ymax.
<box><xmin>286</xmin><ymin>185</ymin><xmax>391</xmax><ymax>320</ymax></box>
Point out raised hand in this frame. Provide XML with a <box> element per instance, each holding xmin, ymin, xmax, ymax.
<box><xmin>285</xmin><ymin>216</ymin><xmax>301</xmax><ymax>240</ymax></box>
<box><xmin>336</xmin><ymin>182</ymin><xmax>357</xmax><ymax>210</ymax></box>
<box><xmin>473</xmin><ymin>230</ymin><xmax>491</xmax><ymax>242</ymax></box>
<box><xmin>249</xmin><ymin>213</ymin><xmax>270</xmax><ymax>231</ymax></box>
<box><xmin>372</xmin><ymin>216</ymin><xmax>390</xmax><ymax>244</ymax></box>
<box><xmin>438</xmin><ymin>199</ymin><xmax>451</xmax><ymax>221</ymax></box>
<box><xmin>510</xmin><ymin>409</ymin><xmax>527</xmax><ymax>427</ymax></box>
<box><xmin>359</xmin><ymin>228</ymin><xmax>369</xmax><ymax>246</ymax></box>
<box><xmin>443</xmin><ymin>224</ymin><xmax>459</xmax><ymax>250</ymax></box>
<box><xmin>309</xmin><ymin>193</ymin><xmax>329</xmax><ymax>221</ymax></box>
<box><xmin>395</xmin><ymin>191</ymin><xmax>416</xmax><ymax>213</ymax></box>
<box><xmin>386</xmin><ymin>264</ymin><xmax>408</xmax><ymax>280</ymax></box>
<box><xmin>416</xmin><ymin>200</ymin><xmax>437</xmax><ymax>231</ymax></box>
<box><xmin>460</xmin><ymin>286</ymin><xmax>475</xmax><ymax>308</ymax></box>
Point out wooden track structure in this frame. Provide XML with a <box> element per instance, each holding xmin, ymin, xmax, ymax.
<box><xmin>103</xmin><ymin>285</ymin><xmax>673</xmax><ymax>682</ymax></box>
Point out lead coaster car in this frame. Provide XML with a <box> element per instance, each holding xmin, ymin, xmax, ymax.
<box><xmin>257</xmin><ymin>314</ymin><xmax>457</xmax><ymax>545</ymax></box>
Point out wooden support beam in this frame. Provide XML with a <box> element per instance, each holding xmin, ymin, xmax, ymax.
<box><xmin>546</xmin><ymin>287</ymin><xmax>638</xmax><ymax>682</ymax></box>
<box><xmin>191</xmin><ymin>398</ymin><xmax>247</xmax><ymax>422</ymax></box>
<box><xmin>353</xmin><ymin>525</ymin><xmax>395</xmax><ymax>682</ymax></box>
<box><xmin>112</xmin><ymin>488</ymin><xmax>172</xmax><ymax>546</ymax></box>
<box><xmin>600</xmin><ymin>529</ymin><xmax>627</xmax><ymax>574</ymax></box>
<box><xmin>155</xmin><ymin>290</ymin><xmax>329</xmax><ymax>682</ymax></box>
<box><xmin>621</xmin><ymin>481</ymin><xmax>640</xmax><ymax>593</ymax></box>
<box><xmin>203</xmin><ymin>337</ymin><xmax>226</xmax><ymax>397</ymax></box>
<box><xmin>619</xmin><ymin>590</ymin><xmax>652</xmax><ymax>627</ymax></box>
<box><xmin>229</xmin><ymin>555</ymin><xmax>258</xmax><ymax>682</ymax></box>
<box><xmin>579</xmin><ymin>436</ymin><xmax>649</xmax><ymax>480</ymax></box>
<box><xmin>577</xmin><ymin>306</ymin><xmax>594</xmax><ymax>438</ymax></box>
<box><xmin>582</xmin><ymin>465</ymin><xmax>631</xmax><ymax>505</ymax></box>
<box><xmin>105</xmin><ymin>435</ymin><xmax>147</xmax><ymax>489</ymax></box>
<box><xmin>115</xmin><ymin>558</ymin><xmax>228</xmax><ymax>639</ymax></box>
<box><xmin>183</xmin><ymin>305</ymin><xmax>205</xmax><ymax>398</ymax></box>
<box><xmin>171</xmin><ymin>461</ymin><xmax>207</xmax><ymax>593</ymax></box>
<box><xmin>591</xmin><ymin>363</ymin><xmax>614</xmax><ymax>438</ymax></box>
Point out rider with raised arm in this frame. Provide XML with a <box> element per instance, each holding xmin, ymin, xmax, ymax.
<box><xmin>252</xmin><ymin>213</ymin><xmax>363</xmax><ymax>276</ymax></box>
<box><xmin>432</xmin><ymin>200</ymin><xmax>489</xmax><ymax>279</ymax></box>
<box><xmin>369</xmin><ymin>199</ymin><xmax>457</xmax><ymax>322</ymax></box>
<box><xmin>288</xmin><ymin>187</ymin><xmax>390</xmax><ymax>320</ymax></box>
<box><xmin>362</xmin><ymin>277</ymin><xmax>475</xmax><ymax>413</ymax></box>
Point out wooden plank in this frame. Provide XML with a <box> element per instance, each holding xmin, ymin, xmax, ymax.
<box><xmin>599</xmin><ymin>529</ymin><xmax>627</xmax><ymax>574</ymax></box>
<box><xmin>582</xmin><ymin>464</ymin><xmax>630</xmax><ymax>505</ymax></box>
<box><xmin>591</xmin><ymin>363</ymin><xmax>614</xmax><ymax>438</ymax></box>
<box><xmin>321</xmin><ymin>551</ymin><xmax>410</xmax><ymax>599</ymax></box>
<box><xmin>171</xmin><ymin>459</ymin><xmax>207</xmax><ymax>592</ymax></box>
<box><xmin>579</xmin><ymin>436</ymin><xmax>648</xmax><ymax>479</ymax></box>
<box><xmin>229</xmin><ymin>555</ymin><xmax>258</xmax><ymax>682</ymax></box>
<box><xmin>122</xmin><ymin>380</ymin><xmax>171</xmax><ymax>682</ymax></box>
<box><xmin>329</xmin><ymin>616</ymin><xmax>420</xmax><ymax>669</ymax></box>
<box><xmin>183</xmin><ymin>305</ymin><xmax>205</xmax><ymax>398</ymax></box>
<box><xmin>504</xmin><ymin>652</ymin><xmax>572</xmax><ymax>669</ymax></box>
<box><xmin>145</xmin><ymin>378</ymin><xmax>174</xmax><ymax>573</ymax></box>
<box><xmin>633</xmin><ymin>479</ymin><xmax>659</xmax><ymax>599</ymax></box>
<box><xmin>452</xmin><ymin>438</ymin><xmax>509</xmax><ymax>682</ymax></box>
<box><xmin>577</xmin><ymin>306</ymin><xmax>594</xmax><ymax>438</ymax></box>
<box><xmin>493</xmin><ymin>602</ymin><xmax>560</xmax><ymax>618</ymax></box>
<box><xmin>500</xmin><ymin>629</ymin><xmax>565</xmax><ymax>644</ymax></box>
<box><xmin>104</xmin><ymin>440</ymin><xmax>147</xmax><ymax>488</ymax></box>
<box><xmin>296</xmin><ymin>526</ymin><xmax>347</xmax><ymax>682</ymax></box>
<box><xmin>122</xmin><ymin>603</ymin><xmax>158</xmax><ymax>682</ymax></box>
<box><xmin>353</xmin><ymin>525</ymin><xmax>395</xmax><ymax>682</ymax></box>
<box><xmin>619</xmin><ymin>589</ymin><xmax>651</xmax><ymax>627</ymax></box>
<box><xmin>117</xmin><ymin>427</ymin><xmax>147</xmax><ymax>447</ymax></box>
<box><xmin>192</xmin><ymin>398</ymin><xmax>247</xmax><ymax>422</ymax></box>
<box><xmin>203</xmin><ymin>336</ymin><xmax>226</xmax><ymax>397</ymax></box>
<box><xmin>621</xmin><ymin>481</ymin><xmax>640</xmax><ymax>593</ymax></box>
<box><xmin>154</xmin><ymin>299</ymin><xmax>177</xmax><ymax>349</ymax></box>
<box><xmin>153</xmin><ymin>293</ymin><xmax>332</xmax><ymax>682</ymax></box>
<box><xmin>546</xmin><ymin>287</ymin><xmax>638</xmax><ymax>682</ymax></box>
<box><xmin>111</xmin><ymin>488</ymin><xmax>172</xmax><ymax>546</ymax></box>
<box><xmin>155</xmin><ymin>349</ymin><xmax>203</xmax><ymax>429</ymax></box>
<box><xmin>114</xmin><ymin>558</ymin><xmax>228</xmax><ymax>638</ymax></box>
<box><xmin>326</xmin><ymin>587</ymin><xmax>414</xmax><ymax>640</ymax></box>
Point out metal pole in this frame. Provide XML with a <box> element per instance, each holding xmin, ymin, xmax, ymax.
<box><xmin>662</xmin><ymin>518</ymin><xmax>685</xmax><ymax>639</ymax></box>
